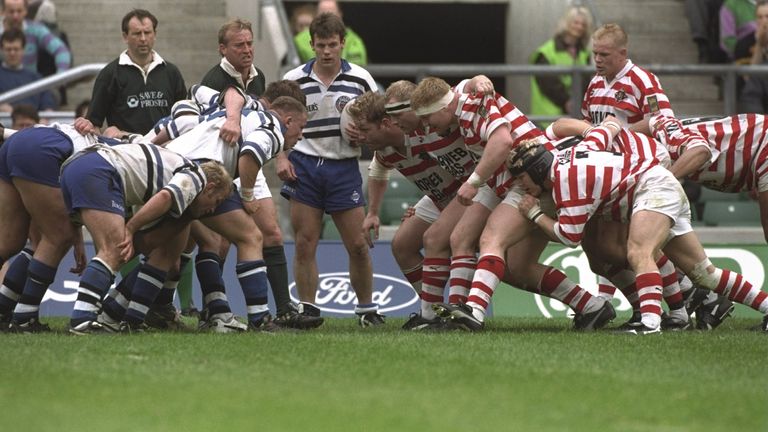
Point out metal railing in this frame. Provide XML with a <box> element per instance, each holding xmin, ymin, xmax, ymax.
<box><xmin>364</xmin><ymin>63</ymin><xmax>768</xmax><ymax>123</ymax></box>
<box><xmin>5</xmin><ymin>63</ymin><xmax>768</xmax><ymax>125</ymax></box>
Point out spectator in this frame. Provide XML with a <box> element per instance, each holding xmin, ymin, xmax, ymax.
<box><xmin>200</xmin><ymin>19</ymin><xmax>266</xmax><ymax>99</ymax></box>
<box><xmin>686</xmin><ymin>0</ymin><xmax>728</xmax><ymax>64</ymax></box>
<box><xmin>293</xmin><ymin>0</ymin><xmax>368</xmax><ymax>65</ymax></box>
<box><xmin>0</xmin><ymin>0</ymin><xmax>70</xmax><ymax>75</ymax></box>
<box><xmin>739</xmin><ymin>1</ymin><xmax>768</xmax><ymax>113</ymax></box>
<box><xmin>10</xmin><ymin>103</ymin><xmax>38</xmax><ymax>129</ymax></box>
<box><xmin>720</xmin><ymin>0</ymin><xmax>758</xmax><ymax>64</ymax></box>
<box><xmin>0</xmin><ymin>29</ymin><xmax>56</xmax><ymax>112</ymax></box>
<box><xmin>73</xmin><ymin>98</ymin><xmax>89</xmax><ymax>119</ymax></box>
<box><xmin>529</xmin><ymin>5</ymin><xmax>592</xmax><ymax>127</ymax></box>
<box><xmin>74</xmin><ymin>9</ymin><xmax>186</xmax><ymax>135</ymax></box>
<box><xmin>30</xmin><ymin>0</ymin><xmax>70</xmax><ymax>105</ymax></box>
<box><xmin>290</xmin><ymin>3</ymin><xmax>316</xmax><ymax>36</ymax></box>
<box><xmin>749</xmin><ymin>0</ymin><xmax>768</xmax><ymax>64</ymax></box>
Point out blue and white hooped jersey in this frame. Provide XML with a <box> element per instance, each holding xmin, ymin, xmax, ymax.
<box><xmin>74</xmin><ymin>143</ymin><xmax>208</xmax><ymax>217</ymax></box>
<box><xmin>164</xmin><ymin>107</ymin><xmax>286</xmax><ymax>177</ymax></box>
<box><xmin>283</xmin><ymin>59</ymin><xmax>377</xmax><ymax>159</ymax></box>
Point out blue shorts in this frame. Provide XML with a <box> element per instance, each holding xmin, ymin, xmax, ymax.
<box><xmin>280</xmin><ymin>152</ymin><xmax>365</xmax><ymax>213</ymax></box>
<box><xmin>204</xmin><ymin>188</ymin><xmax>244</xmax><ymax>218</ymax></box>
<box><xmin>60</xmin><ymin>151</ymin><xmax>126</xmax><ymax>216</ymax></box>
<box><xmin>0</xmin><ymin>127</ymin><xmax>74</xmax><ymax>187</ymax></box>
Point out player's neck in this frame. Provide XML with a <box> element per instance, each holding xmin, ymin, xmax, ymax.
<box><xmin>313</xmin><ymin>61</ymin><xmax>341</xmax><ymax>86</ymax></box>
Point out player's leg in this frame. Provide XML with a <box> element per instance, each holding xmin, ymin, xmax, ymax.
<box><xmin>325</xmin><ymin>158</ymin><xmax>379</xmax><ymax>326</ymax></box>
<box><xmin>203</xmin><ymin>207</ymin><xmax>276</xmax><ymax>331</ymax></box>
<box><xmin>664</xmin><ymin>232</ymin><xmax>768</xmax><ymax>331</ymax></box>
<box><xmin>69</xmin><ymin>209</ymin><xmax>125</xmax><ymax>333</ymax></box>
<box><xmin>10</xmin><ymin>180</ymin><xmax>78</xmax><ymax>331</ymax></box>
<box><xmin>0</xmin><ymin>178</ymin><xmax>31</xmax><ymax>325</ymax></box>
<box><xmin>417</xmin><ymin>197</ymin><xmax>467</xmax><ymax>324</ymax></box>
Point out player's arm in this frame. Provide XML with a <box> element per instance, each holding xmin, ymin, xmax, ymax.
<box><xmin>237</xmin><ymin>152</ymin><xmax>263</xmax><ymax>215</ymax></box>
<box><xmin>363</xmin><ymin>155</ymin><xmax>392</xmax><ymax>247</ymax></box>
<box><xmin>220</xmin><ymin>87</ymin><xmax>247</xmax><ymax>145</ymax></box>
<box><xmin>669</xmin><ymin>144</ymin><xmax>713</xmax><ymax>179</ymax></box>
<box><xmin>457</xmin><ymin>124</ymin><xmax>512</xmax><ymax>205</ymax></box>
<box><xmin>517</xmin><ymin>194</ymin><xmax>560</xmax><ymax>242</ymax></box>
<box><xmin>119</xmin><ymin>190</ymin><xmax>174</xmax><ymax>261</ymax></box>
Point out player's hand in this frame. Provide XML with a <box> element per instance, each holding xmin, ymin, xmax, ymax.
<box><xmin>401</xmin><ymin>206</ymin><xmax>415</xmax><ymax>221</ymax></box>
<box><xmin>117</xmin><ymin>227</ymin><xmax>135</xmax><ymax>263</ymax></box>
<box><xmin>69</xmin><ymin>233</ymin><xmax>87</xmax><ymax>275</ymax></box>
<box><xmin>457</xmin><ymin>182</ymin><xmax>479</xmax><ymax>206</ymax></box>
<box><xmin>362</xmin><ymin>214</ymin><xmax>380</xmax><ymax>248</ymax></box>
<box><xmin>518</xmin><ymin>194</ymin><xmax>539</xmax><ymax>216</ymax></box>
<box><xmin>74</xmin><ymin>117</ymin><xmax>97</xmax><ymax>135</ymax></box>
<box><xmin>219</xmin><ymin>118</ymin><xmax>241</xmax><ymax>146</ymax></box>
<box><xmin>276</xmin><ymin>155</ymin><xmax>297</xmax><ymax>181</ymax></box>
<box><xmin>242</xmin><ymin>199</ymin><xmax>260</xmax><ymax>215</ymax></box>
<box><xmin>344</xmin><ymin>122</ymin><xmax>364</xmax><ymax>147</ymax></box>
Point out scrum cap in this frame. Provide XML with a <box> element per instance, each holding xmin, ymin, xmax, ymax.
<box><xmin>507</xmin><ymin>142</ymin><xmax>554</xmax><ymax>186</ymax></box>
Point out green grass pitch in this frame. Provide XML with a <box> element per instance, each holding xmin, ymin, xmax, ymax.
<box><xmin>1</xmin><ymin>317</ymin><xmax>766</xmax><ymax>432</ymax></box>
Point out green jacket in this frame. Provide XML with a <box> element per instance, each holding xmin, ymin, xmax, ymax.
<box><xmin>294</xmin><ymin>27</ymin><xmax>368</xmax><ymax>65</ymax></box>
<box><xmin>529</xmin><ymin>35</ymin><xmax>590</xmax><ymax>123</ymax></box>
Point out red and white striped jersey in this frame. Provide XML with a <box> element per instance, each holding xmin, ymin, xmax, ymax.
<box><xmin>581</xmin><ymin>59</ymin><xmax>674</xmax><ymax>126</ymax></box>
<box><xmin>652</xmin><ymin>114</ymin><xmax>768</xmax><ymax>192</ymax></box>
<box><xmin>454</xmin><ymin>91</ymin><xmax>547</xmax><ymax>196</ymax></box>
<box><xmin>550</xmin><ymin>141</ymin><xmax>660</xmax><ymax>247</ymax></box>
<box><xmin>407</xmin><ymin>126</ymin><xmax>477</xmax><ymax>182</ymax></box>
<box><xmin>582</xmin><ymin>124</ymin><xmax>671</xmax><ymax>167</ymax></box>
<box><xmin>375</xmin><ymin>139</ymin><xmax>462</xmax><ymax>210</ymax></box>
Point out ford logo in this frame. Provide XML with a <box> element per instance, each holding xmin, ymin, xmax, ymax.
<box><xmin>288</xmin><ymin>272</ymin><xmax>419</xmax><ymax>315</ymax></box>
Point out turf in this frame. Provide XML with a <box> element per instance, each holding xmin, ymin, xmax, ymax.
<box><xmin>1</xmin><ymin>317</ymin><xmax>766</xmax><ymax>432</ymax></box>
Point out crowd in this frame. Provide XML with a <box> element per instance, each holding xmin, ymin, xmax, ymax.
<box><xmin>0</xmin><ymin>1</ymin><xmax>766</xmax><ymax>335</ymax></box>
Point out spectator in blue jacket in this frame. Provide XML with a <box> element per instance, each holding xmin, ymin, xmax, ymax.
<box><xmin>0</xmin><ymin>29</ymin><xmax>56</xmax><ymax>112</ymax></box>
<box><xmin>0</xmin><ymin>0</ymin><xmax>71</xmax><ymax>75</ymax></box>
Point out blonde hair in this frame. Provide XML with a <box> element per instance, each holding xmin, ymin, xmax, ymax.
<box><xmin>218</xmin><ymin>19</ymin><xmax>252</xmax><ymax>45</ymax></box>
<box><xmin>410</xmin><ymin>77</ymin><xmax>451</xmax><ymax>112</ymax></box>
<box><xmin>346</xmin><ymin>91</ymin><xmax>386</xmax><ymax>124</ymax></box>
<box><xmin>384</xmin><ymin>80</ymin><xmax>416</xmax><ymax>104</ymax></box>
<box><xmin>592</xmin><ymin>23</ymin><xmax>627</xmax><ymax>49</ymax></box>
<box><xmin>199</xmin><ymin>161</ymin><xmax>233</xmax><ymax>195</ymax></box>
<box><xmin>557</xmin><ymin>6</ymin><xmax>593</xmax><ymax>47</ymax></box>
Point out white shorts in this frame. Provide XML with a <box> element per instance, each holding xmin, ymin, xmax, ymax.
<box><xmin>633</xmin><ymin>165</ymin><xmax>692</xmax><ymax>238</ymax></box>
<box><xmin>474</xmin><ymin>184</ymin><xmax>502</xmax><ymax>211</ymax></box>
<box><xmin>414</xmin><ymin>195</ymin><xmax>441</xmax><ymax>224</ymax></box>
<box><xmin>500</xmin><ymin>180</ymin><xmax>556</xmax><ymax>217</ymax></box>
<box><xmin>233</xmin><ymin>170</ymin><xmax>271</xmax><ymax>200</ymax></box>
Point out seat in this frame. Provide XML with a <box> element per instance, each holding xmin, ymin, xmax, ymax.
<box><xmin>702</xmin><ymin>200</ymin><xmax>761</xmax><ymax>226</ymax></box>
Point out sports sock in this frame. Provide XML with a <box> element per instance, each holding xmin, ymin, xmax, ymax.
<box><xmin>12</xmin><ymin>259</ymin><xmax>56</xmax><ymax>323</ymax></box>
<box><xmin>70</xmin><ymin>259</ymin><xmax>115</xmax><ymax>327</ymax></box>
<box><xmin>466</xmin><ymin>254</ymin><xmax>506</xmax><ymax>320</ymax></box>
<box><xmin>448</xmin><ymin>255</ymin><xmax>476</xmax><ymax>304</ymax></box>
<box><xmin>657</xmin><ymin>255</ymin><xmax>685</xmax><ymax>311</ymax></box>
<box><xmin>263</xmin><ymin>245</ymin><xmax>292</xmax><ymax>315</ymax></box>
<box><xmin>102</xmin><ymin>265</ymin><xmax>140</xmax><ymax>321</ymax></box>
<box><xmin>124</xmin><ymin>264</ymin><xmax>166</xmax><ymax>325</ymax></box>
<box><xmin>421</xmin><ymin>257</ymin><xmax>449</xmax><ymax>319</ymax></box>
<box><xmin>597</xmin><ymin>275</ymin><xmax>617</xmax><ymax>300</ymax></box>
<box><xmin>540</xmin><ymin>266</ymin><xmax>599</xmax><ymax>314</ymax></box>
<box><xmin>0</xmin><ymin>248</ymin><xmax>33</xmax><ymax>315</ymax></box>
<box><xmin>237</xmin><ymin>260</ymin><xmax>269</xmax><ymax>325</ymax></box>
<box><xmin>713</xmin><ymin>269</ymin><xmax>768</xmax><ymax>314</ymax></box>
<box><xmin>196</xmin><ymin>252</ymin><xmax>231</xmax><ymax>316</ymax></box>
<box><xmin>401</xmin><ymin>260</ymin><xmax>423</xmax><ymax>294</ymax></box>
<box><xmin>636</xmin><ymin>272</ymin><xmax>663</xmax><ymax>329</ymax></box>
